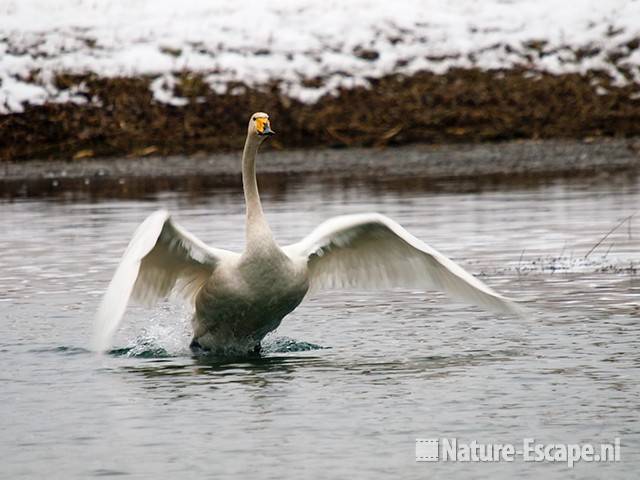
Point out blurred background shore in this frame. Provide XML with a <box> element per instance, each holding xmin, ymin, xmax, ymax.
<box><xmin>2</xmin><ymin>138</ymin><xmax>639</xmax><ymax>198</ymax></box>
<box><xmin>1</xmin><ymin>1</ymin><xmax>639</xmax><ymax>185</ymax></box>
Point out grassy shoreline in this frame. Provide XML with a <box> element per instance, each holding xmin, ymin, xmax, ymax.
<box><xmin>1</xmin><ymin>68</ymin><xmax>640</xmax><ymax>163</ymax></box>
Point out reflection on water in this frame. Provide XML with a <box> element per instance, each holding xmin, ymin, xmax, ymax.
<box><xmin>1</xmin><ymin>172</ymin><xmax>639</xmax><ymax>479</ymax></box>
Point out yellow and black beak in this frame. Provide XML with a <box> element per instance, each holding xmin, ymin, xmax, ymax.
<box><xmin>256</xmin><ymin>118</ymin><xmax>275</xmax><ymax>136</ymax></box>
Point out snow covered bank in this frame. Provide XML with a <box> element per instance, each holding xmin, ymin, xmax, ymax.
<box><xmin>1</xmin><ymin>0</ymin><xmax>639</xmax><ymax>114</ymax></box>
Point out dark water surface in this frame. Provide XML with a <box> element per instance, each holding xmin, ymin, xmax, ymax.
<box><xmin>1</xmin><ymin>172</ymin><xmax>639</xmax><ymax>478</ymax></box>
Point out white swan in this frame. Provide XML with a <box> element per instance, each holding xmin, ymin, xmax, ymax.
<box><xmin>92</xmin><ymin>112</ymin><xmax>521</xmax><ymax>354</ymax></box>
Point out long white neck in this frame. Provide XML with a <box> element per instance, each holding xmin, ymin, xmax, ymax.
<box><xmin>242</xmin><ymin>135</ymin><xmax>272</xmax><ymax>247</ymax></box>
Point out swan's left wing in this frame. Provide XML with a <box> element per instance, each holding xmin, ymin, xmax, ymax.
<box><xmin>283</xmin><ymin>213</ymin><xmax>521</xmax><ymax>315</ymax></box>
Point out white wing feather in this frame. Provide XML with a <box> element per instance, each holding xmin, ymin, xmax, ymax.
<box><xmin>91</xmin><ymin>210</ymin><xmax>234</xmax><ymax>352</ymax></box>
<box><xmin>284</xmin><ymin>213</ymin><xmax>522</xmax><ymax>315</ymax></box>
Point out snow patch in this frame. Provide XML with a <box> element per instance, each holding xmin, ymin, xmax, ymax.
<box><xmin>0</xmin><ymin>0</ymin><xmax>639</xmax><ymax>113</ymax></box>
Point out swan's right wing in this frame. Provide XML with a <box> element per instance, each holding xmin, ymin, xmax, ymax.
<box><xmin>92</xmin><ymin>210</ymin><xmax>234</xmax><ymax>352</ymax></box>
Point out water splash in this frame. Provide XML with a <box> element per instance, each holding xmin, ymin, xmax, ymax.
<box><xmin>108</xmin><ymin>343</ymin><xmax>172</xmax><ymax>358</ymax></box>
<box><xmin>108</xmin><ymin>334</ymin><xmax>326</xmax><ymax>359</ymax></box>
<box><xmin>108</xmin><ymin>316</ymin><xmax>192</xmax><ymax>358</ymax></box>
<box><xmin>262</xmin><ymin>336</ymin><xmax>327</xmax><ymax>353</ymax></box>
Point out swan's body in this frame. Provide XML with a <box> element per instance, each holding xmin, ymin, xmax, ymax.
<box><xmin>93</xmin><ymin>113</ymin><xmax>521</xmax><ymax>354</ymax></box>
<box><xmin>193</xmin><ymin>232</ymin><xmax>308</xmax><ymax>352</ymax></box>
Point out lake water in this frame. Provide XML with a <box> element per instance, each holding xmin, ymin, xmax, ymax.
<box><xmin>1</xmin><ymin>170</ymin><xmax>639</xmax><ymax>478</ymax></box>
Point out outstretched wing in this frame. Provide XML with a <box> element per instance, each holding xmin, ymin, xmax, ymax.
<box><xmin>92</xmin><ymin>210</ymin><xmax>235</xmax><ymax>352</ymax></box>
<box><xmin>283</xmin><ymin>213</ymin><xmax>521</xmax><ymax>315</ymax></box>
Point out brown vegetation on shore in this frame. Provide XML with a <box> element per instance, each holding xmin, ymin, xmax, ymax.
<box><xmin>1</xmin><ymin>68</ymin><xmax>640</xmax><ymax>162</ymax></box>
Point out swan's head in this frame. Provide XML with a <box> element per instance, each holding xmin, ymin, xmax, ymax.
<box><xmin>248</xmin><ymin>112</ymin><xmax>275</xmax><ymax>140</ymax></box>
